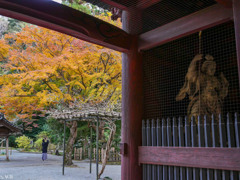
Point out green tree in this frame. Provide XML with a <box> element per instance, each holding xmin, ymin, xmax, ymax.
<box><xmin>0</xmin><ymin>17</ymin><xmax>26</xmax><ymax>37</ymax></box>
<box><xmin>6</xmin><ymin>18</ymin><xmax>26</xmax><ymax>34</ymax></box>
<box><xmin>43</xmin><ymin>117</ymin><xmax>69</xmax><ymax>149</ymax></box>
<box><xmin>62</xmin><ymin>0</ymin><xmax>92</xmax><ymax>15</ymax></box>
<box><xmin>0</xmin><ymin>17</ymin><xmax>8</xmax><ymax>38</ymax></box>
<box><xmin>8</xmin><ymin>136</ymin><xmax>17</xmax><ymax>148</ymax></box>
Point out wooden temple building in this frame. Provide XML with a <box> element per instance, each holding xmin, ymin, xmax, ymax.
<box><xmin>0</xmin><ymin>113</ymin><xmax>21</xmax><ymax>160</ymax></box>
<box><xmin>0</xmin><ymin>0</ymin><xmax>239</xmax><ymax>179</ymax></box>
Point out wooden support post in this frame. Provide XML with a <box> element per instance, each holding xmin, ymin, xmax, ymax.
<box><xmin>6</xmin><ymin>136</ymin><xmax>9</xmax><ymax>161</ymax></box>
<box><xmin>74</xmin><ymin>148</ymin><xmax>76</xmax><ymax>160</ymax></box>
<box><xmin>62</xmin><ymin>120</ymin><xmax>66</xmax><ymax>175</ymax></box>
<box><xmin>121</xmin><ymin>9</ymin><xmax>143</xmax><ymax>180</ymax></box>
<box><xmin>233</xmin><ymin>0</ymin><xmax>240</xmax><ymax>88</ymax></box>
<box><xmin>96</xmin><ymin>116</ymin><xmax>99</xmax><ymax>180</ymax></box>
<box><xmin>90</xmin><ymin>124</ymin><xmax>92</xmax><ymax>174</ymax></box>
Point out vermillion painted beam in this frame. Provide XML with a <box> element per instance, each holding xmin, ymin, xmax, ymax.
<box><xmin>139</xmin><ymin>146</ymin><xmax>240</xmax><ymax>171</ymax></box>
<box><xmin>0</xmin><ymin>0</ymin><xmax>131</xmax><ymax>52</ymax></box>
<box><xmin>215</xmin><ymin>0</ymin><xmax>232</xmax><ymax>8</ymax></box>
<box><xmin>138</xmin><ymin>4</ymin><xmax>233</xmax><ymax>51</ymax></box>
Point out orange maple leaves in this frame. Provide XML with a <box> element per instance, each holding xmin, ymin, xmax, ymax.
<box><xmin>0</xmin><ymin>24</ymin><xmax>121</xmax><ymax>121</ymax></box>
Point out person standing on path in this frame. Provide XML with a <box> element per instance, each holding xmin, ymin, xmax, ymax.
<box><xmin>42</xmin><ymin>138</ymin><xmax>49</xmax><ymax>161</ymax></box>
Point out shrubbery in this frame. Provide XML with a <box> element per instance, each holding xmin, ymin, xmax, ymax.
<box><xmin>15</xmin><ymin>135</ymin><xmax>32</xmax><ymax>150</ymax></box>
<box><xmin>35</xmin><ymin>138</ymin><xmax>43</xmax><ymax>151</ymax></box>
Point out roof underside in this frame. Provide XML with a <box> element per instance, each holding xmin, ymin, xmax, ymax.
<box><xmin>141</xmin><ymin>0</ymin><xmax>217</xmax><ymax>33</ymax></box>
<box><xmin>83</xmin><ymin>0</ymin><xmax>217</xmax><ymax>33</ymax></box>
<box><xmin>0</xmin><ymin>115</ymin><xmax>22</xmax><ymax>134</ymax></box>
<box><xmin>0</xmin><ymin>0</ymin><xmax>230</xmax><ymax>52</ymax></box>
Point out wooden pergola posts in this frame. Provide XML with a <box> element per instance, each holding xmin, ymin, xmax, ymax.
<box><xmin>50</xmin><ymin>110</ymin><xmax>121</xmax><ymax>179</ymax></box>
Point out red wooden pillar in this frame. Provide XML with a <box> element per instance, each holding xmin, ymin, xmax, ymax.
<box><xmin>233</xmin><ymin>0</ymin><xmax>240</xmax><ymax>88</ymax></box>
<box><xmin>121</xmin><ymin>9</ymin><xmax>143</xmax><ymax>180</ymax></box>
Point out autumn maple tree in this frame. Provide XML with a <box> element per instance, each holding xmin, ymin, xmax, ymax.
<box><xmin>0</xmin><ymin>21</ymin><xmax>121</xmax><ymax>165</ymax></box>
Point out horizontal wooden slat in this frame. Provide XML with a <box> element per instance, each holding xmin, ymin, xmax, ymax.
<box><xmin>139</xmin><ymin>146</ymin><xmax>240</xmax><ymax>171</ymax></box>
<box><xmin>0</xmin><ymin>0</ymin><xmax>131</xmax><ymax>52</ymax></box>
<box><xmin>138</xmin><ymin>4</ymin><xmax>233</xmax><ymax>51</ymax></box>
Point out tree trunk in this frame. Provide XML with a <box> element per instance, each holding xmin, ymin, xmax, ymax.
<box><xmin>98</xmin><ymin>123</ymin><xmax>116</xmax><ymax>178</ymax></box>
<box><xmin>92</xmin><ymin>121</ymin><xmax>106</xmax><ymax>140</ymax></box>
<box><xmin>65</xmin><ymin>121</ymin><xmax>78</xmax><ymax>165</ymax></box>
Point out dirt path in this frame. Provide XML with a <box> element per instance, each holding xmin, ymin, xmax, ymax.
<box><xmin>0</xmin><ymin>150</ymin><xmax>121</xmax><ymax>180</ymax></box>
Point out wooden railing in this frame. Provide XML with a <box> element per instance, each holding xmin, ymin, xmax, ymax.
<box><xmin>140</xmin><ymin>113</ymin><xmax>240</xmax><ymax>180</ymax></box>
<box><xmin>74</xmin><ymin>147</ymin><xmax>121</xmax><ymax>162</ymax></box>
